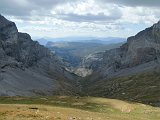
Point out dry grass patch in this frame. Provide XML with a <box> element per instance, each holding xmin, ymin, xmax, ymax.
<box><xmin>0</xmin><ymin>97</ymin><xmax>160</xmax><ymax>120</ymax></box>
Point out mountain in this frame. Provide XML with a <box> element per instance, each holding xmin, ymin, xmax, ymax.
<box><xmin>79</xmin><ymin>21</ymin><xmax>160</xmax><ymax>106</ymax></box>
<box><xmin>0</xmin><ymin>14</ymin><xmax>79</xmax><ymax>96</ymax></box>
<box><xmin>34</xmin><ymin>38</ymin><xmax>49</xmax><ymax>46</ymax></box>
<box><xmin>46</xmin><ymin>41</ymin><xmax>124</xmax><ymax>68</ymax></box>
<box><xmin>1</xmin><ymin>14</ymin><xmax>160</xmax><ymax>107</ymax></box>
<box><xmin>80</xmin><ymin>21</ymin><xmax>160</xmax><ymax>78</ymax></box>
<box><xmin>35</xmin><ymin>37</ymin><xmax>126</xmax><ymax>46</ymax></box>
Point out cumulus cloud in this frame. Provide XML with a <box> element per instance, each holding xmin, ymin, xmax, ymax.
<box><xmin>0</xmin><ymin>0</ymin><xmax>33</xmax><ymax>16</ymax></box>
<box><xmin>99</xmin><ymin>0</ymin><xmax>160</xmax><ymax>7</ymax></box>
<box><xmin>0</xmin><ymin>0</ymin><xmax>159</xmax><ymax>38</ymax></box>
<box><xmin>0</xmin><ymin>0</ymin><xmax>78</xmax><ymax>16</ymax></box>
<box><xmin>56</xmin><ymin>12</ymin><xmax>122</xmax><ymax>22</ymax></box>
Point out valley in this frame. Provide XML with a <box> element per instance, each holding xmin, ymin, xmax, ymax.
<box><xmin>45</xmin><ymin>39</ymin><xmax>125</xmax><ymax>76</ymax></box>
<box><xmin>0</xmin><ymin>2</ymin><xmax>160</xmax><ymax>119</ymax></box>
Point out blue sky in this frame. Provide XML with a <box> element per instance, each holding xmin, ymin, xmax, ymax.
<box><xmin>1</xmin><ymin>0</ymin><xmax>160</xmax><ymax>38</ymax></box>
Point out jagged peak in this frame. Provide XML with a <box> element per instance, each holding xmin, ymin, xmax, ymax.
<box><xmin>0</xmin><ymin>14</ymin><xmax>13</xmax><ymax>27</ymax></box>
<box><xmin>153</xmin><ymin>20</ymin><xmax>160</xmax><ymax>29</ymax></box>
<box><xmin>126</xmin><ymin>20</ymin><xmax>160</xmax><ymax>44</ymax></box>
<box><xmin>18</xmin><ymin>32</ymin><xmax>32</xmax><ymax>40</ymax></box>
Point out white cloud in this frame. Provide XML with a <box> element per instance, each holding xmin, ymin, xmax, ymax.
<box><xmin>1</xmin><ymin>0</ymin><xmax>160</xmax><ymax>38</ymax></box>
<box><xmin>99</xmin><ymin>0</ymin><xmax>160</xmax><ymax>7</ymax></box>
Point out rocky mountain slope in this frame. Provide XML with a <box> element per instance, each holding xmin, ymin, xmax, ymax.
<box><xmin>0</xmin><ymin>14</ymin><xmax>79</xmax><ymax>96</ymax></box>
<box><xmin>80</xmin><ymin>21</ymin><xmax>160</xmax><ymax>78</ymax></box>
<box><xmin>79</xmin><ymin>21</ymin><xmax>160</xmax><ymax>106</ymax></box>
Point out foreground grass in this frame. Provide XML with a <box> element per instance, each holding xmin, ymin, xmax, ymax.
<box><xmin>0</xmin><ymin>96</ymin><xmax>160</xmax><ymax>120</ymax></box>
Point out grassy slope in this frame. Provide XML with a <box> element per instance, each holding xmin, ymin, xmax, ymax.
<box><xmin>85</xmin><ymin>71</ymin><xmax>160</xmax><ymax>107</ymax></box>
<box><xmin>0</xmin><ymin>96</ymin><xmax>160</xmax><ymax>120</ymax></box>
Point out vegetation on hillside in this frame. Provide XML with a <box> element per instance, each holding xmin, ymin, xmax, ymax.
<box><xmin>84</xmin><ymin>71</ymin><xmax>160</xmax><ymax>107</ymax></box>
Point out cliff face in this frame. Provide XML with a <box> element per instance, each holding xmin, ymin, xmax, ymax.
<box><xmin>80</xmin><ymin>21</ymin><xmax>160</xmax><ymax>78</ymax></box>
<box><xmin>0</xmin><ymin>15</ymin><xmax>52</xmax><ymax>68</ymax></box>
<box><xmin>121</xmin><ymin>22</ymin><xmax>160</xmax><ymax>67</ymax></box>
<box><xmin>0</xmin><ymin>15</ymin><xmax>78</xmax><ymax>96</ymax></box>
<box><xmin>80</xmin><ymin>21</ymin><xmax>160</xmax><ymax>106</ymax></box>
<box><xmin>0</xmin><ymin>15</ymin><xmax>18</xmax><ymax>64</ymax></box>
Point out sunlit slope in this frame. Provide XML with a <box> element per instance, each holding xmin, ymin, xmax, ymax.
<box><xmin>0</xmin><ymin>96</ymin><xmax>160</xmax><ymax>120</ymax></box>
<box><xmin>85</xmin><ymin>71</ymin><xmax>160</xmax><ymax>107</ymax></box>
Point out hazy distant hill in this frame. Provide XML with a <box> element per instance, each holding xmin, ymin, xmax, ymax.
<box><xmin>46</xmin><ymin>41</ymin><xmax>124</xmax><ymax>67</ymax></box>
<box><xmin>35</xmin><ymin>37</ymin><xmax>126</xmax><ymax>45</ymax></box>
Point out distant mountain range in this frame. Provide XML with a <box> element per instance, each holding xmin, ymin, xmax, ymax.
<box><xmin>40</xmin><ymin>37</ymin><xmax>126</xmax><ymax>70</ymax></box>
<box><xmin>46</xmin><ymin>41</ymin><xmax>124</xmax><ymax>68</ymax></box>
<box><xmin>35</xmin><ymin>37</ymin><xmax>126</xmax><ymax>46</ymax></box>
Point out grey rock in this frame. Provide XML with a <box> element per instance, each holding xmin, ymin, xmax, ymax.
<box><xmin>0</xmin><ymin>14</ymin><xmax>78</xmax><ymax>96</ymax></box>
<box><xmin>80</xmin><ymin>20</ymin><xmax>160</xmax><ymax>78</ymax></box>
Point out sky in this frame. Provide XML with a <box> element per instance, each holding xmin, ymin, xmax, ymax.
<box><xmin>0</xmin><ymin>0</ymin><xmax>160</xmax><ymax>39</ymax></box>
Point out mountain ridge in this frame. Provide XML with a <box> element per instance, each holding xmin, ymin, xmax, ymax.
<box><xmin>0</xmin><ymin>14</ymin><xmax>79</xmax><ymax>96</ymax></box>
<box><xmin>78</xmin><ymin>20</ymin><xmax>160</xmax><ymax>106</ymax></box>
<box><xmin>79</xmin><ymin>20</ymin><xmax>160</xmax><ymax>78</ymax></box>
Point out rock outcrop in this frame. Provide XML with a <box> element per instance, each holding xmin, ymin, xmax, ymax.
<box><xmin>0</xmin><ymin>14</ymin><xmax>78</xmax><ymax>96</ymax></box>
<box><xmin>80</xmin><ymin>21</ymin><xmax>160</xmax><ymax>106</ymax></box>
<box><xmin>80</xmin><ymin>21</ymin><xmax>160</xmax><ymax>78</ymax></box>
